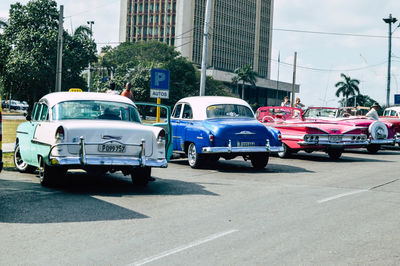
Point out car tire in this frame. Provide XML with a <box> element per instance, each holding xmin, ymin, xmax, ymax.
<box><xmin>250</xmin><ymin>152</ymin><xmax>269</xmax><ymax>169</ymax></box>
<box><xmin>131</xmin><ymin>167</ymin><xmax>151</xmax><ymax>187</ymax></box>
<box><xmin>278</xmin><ymin>144</ymin><xmax>292</xmax><ymax>158</ymax></box>
<box><xmin>39</xmin><ymin>157</ymin><xmax>65</xmax><ymax>187</ymax></box>
<box><xmin>187</xmin><ymin>143</ymin><xmax>205</xmax><ymax>169</ymax></box>
<box><xmin>366</xmin><ymin>144</ymin><xmax>380</xmax><ymax>154</ymax></box>
<box><xmin>327</xmin><ymin>150</ymin><xmax>342</xmax><ymax>159</ymax></box>
<box><xmin>14</xmin><ymin>143</ymin><xmax>36</xmax><ymax>173</ymax></box>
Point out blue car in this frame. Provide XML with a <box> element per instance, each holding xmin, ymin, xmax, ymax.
<box><xmin>171</xmin><ymin>96</ymin><xmax>283</xmax><ymax>169</ymax></box>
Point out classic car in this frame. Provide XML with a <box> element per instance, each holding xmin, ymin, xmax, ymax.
<box><xmin>171</xmin><ymin>96</ymin><xmax>283</xmax><ymax>169</ymax></box>
<box><xmin>382</xmin><ymin>106</ymin><xmax>400</xmax><ymax>118</ymax></box>
<box><xmin>14</xmin><ymin>91</ymin><xmax>171</xmax><ymax>187</ymax></box>
<box><xmin>303</xmin><ymin>107</ymin><xmax>398</xmax><ymax>153</ymax></box>
<box><xmin>255</xmin><ymin>106</ymin><xmax>369</xmax><ymax>159</ymax></box>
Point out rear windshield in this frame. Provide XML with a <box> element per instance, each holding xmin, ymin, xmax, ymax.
<box><xmin>52</xmin><ymin>100</ymin><xmax>141</xmax><ymax>122</ymax></box>
<box><xmin>206</xmin><ymin>104</ymin><xmax>254</xmax><ymax>119</ymax></box>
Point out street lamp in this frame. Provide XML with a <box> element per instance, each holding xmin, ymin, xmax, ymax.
<box><xmin>87</xmin><ymin>21</ymin><xmax>94</xmax><ymax>92</ymax></box>
<box><xmin>383</xmin><ymin>14</ymin><xmax>398</xmax><ymax>106</ymax></box>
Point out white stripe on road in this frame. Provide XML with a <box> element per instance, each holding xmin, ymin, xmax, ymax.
<box><xmin>318</xmin><ymin>189</ymin><xmax>368</xmax><ymax>203</ymax></box>
<box><xmin>128</xmin><ymin>229</ymin><xmax>238</xmax><ymax>266</ymax></box>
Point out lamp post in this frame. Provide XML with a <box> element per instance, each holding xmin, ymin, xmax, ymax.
<box><xmin>383</xmin><ymin>14</ymin><xmax>397</xmax><ymax>106</ymax></box>
<box><xmin>87</xmin><ymin>21</ymin><xmax>94</xmax><ymax>92</ymax></box>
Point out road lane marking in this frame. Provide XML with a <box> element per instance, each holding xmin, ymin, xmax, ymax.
<box><xmin>128</xmin><ymin>229</ymin><xmax>238</xmax><ymax>266</ymax></box>
<box><xmin>318</xmin><ymin>189</ymin><xmax>368</xmax><ymax>203</ymax></box>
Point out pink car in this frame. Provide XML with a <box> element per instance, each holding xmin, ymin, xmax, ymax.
<box><xmin>303</xmin><ymin>107</ymin><xmax>399</xmax><ymax>153</ymax></box>
<box><xmin>255</xmin><ymin>107</ymin><xmax>369</xmax><ymax>159</ymax></box>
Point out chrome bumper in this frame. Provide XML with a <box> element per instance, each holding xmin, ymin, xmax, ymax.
<box><xmin>369</xmin><ymin>139</ymin><xmax>396</xmax><ymax>145</ymax></box>
<box><xmin>48</xmin><ymin>137</ymin><xmax>167</xmax><ymax>168</ymax></box>
<box><xmin>298</xmin><ymin>140</ymin><xmax>369</xmax><ymax>146</ymax></box>
<box><xmin>201</xmin><ymin>139</ymin><xmax>283</xmax><ymax>154</ymax></box>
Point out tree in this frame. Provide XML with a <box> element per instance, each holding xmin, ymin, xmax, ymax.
<box><xmin>232</xmin><ymin>64</ymin><xmax>257</xmax><ymax>100</ymax></box>
<box><xmin>335</xmin><ymin>73</ymin><xmax>360</xmax><ymax>107</ymax></box>
<box><xmin>0</xmin><ymin>0</ymin><xmax>96</xmax><ymax>104</ymax></box>
<box><xmin>341</xmin><ymin>94</ymin><xmax>378</xmax><ymax>107</ymax></box>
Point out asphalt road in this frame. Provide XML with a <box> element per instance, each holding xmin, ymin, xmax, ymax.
<box><xmin>1</xmin><ymin>149</ymin><xmax>400</xmax><ymax>265</ymax></box>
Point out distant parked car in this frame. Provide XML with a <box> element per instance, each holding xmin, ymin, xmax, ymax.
<box><xmin>20</xmin><ymin>101</ymin><xmax>29</xmax><ymax>111</ymax></box>
<box><xmin>382</xmin><ymin>106</ymin><xmax>400</xmax><ymax>118</ymax></box>
<box><xmin>14</xmin><ymin>91</ymin><xmax>172</xmax><ymax>187</ymax></box>
<box><xmin>171</xmin><ymin>96</ymin><xmax>283</xmax><ymax>169</ymax></box>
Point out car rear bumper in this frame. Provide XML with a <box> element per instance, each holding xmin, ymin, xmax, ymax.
<box><xmin>201</xmin><ymin>140</ymin><xmax>283</xmax><ymax>154</ymax></box>
<box><xmin>369</xmin><ymin>139</ymin><xmax>396</xmax><ymax>145</ymax></box>
<box><xmin>298</xmin><ymin>140</ymin><xmax>369</xmax><ymax>147</ymax></box>
<box><xmin>48</xmin><ymin>137</ymin><xmax>167</xmax><ymax>168</ymax></box>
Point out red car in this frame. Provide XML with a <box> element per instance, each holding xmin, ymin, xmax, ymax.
<box><xmin>255</xmin><ymin>107</ymin><xmax>369</xmax><ymax>159</ymax></box>
<box><xmin>303</xmin><ymin>107</ymin><xmax>399</xmax><ymax>153</ymax></box>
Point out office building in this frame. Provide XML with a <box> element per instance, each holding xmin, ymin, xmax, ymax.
<box><xmin>120</xmin><ymin>0</ymin><xmax>299</xmax><ymax>105</ymax></box>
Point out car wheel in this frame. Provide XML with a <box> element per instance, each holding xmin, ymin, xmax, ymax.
<box><xmin>366</xmin><ymin>144</ymin><xmax>380</xmax><ymax>154</ymax></box>
<box><xmin>39</xmin><ymin>157</ymin><xmax>65</xmax><ymax>187</ymax></box>
<box><xmin>278</xmin><ymin>144</ymin><xmax>292</xmax><ymax>158</ymax></box>
<box><xmin>14</xmin><ymin>144</ymin><xmax>36</xmax><ymax>173</ymax></box>
<box><xmin>327</xmin><ymin>150</ymin><xmax>342</xmax><ymax>159</ymax></box>
<box><xmin>131</xmin><ymin>167</ymin><xmax>151</xmax><ymax>187</ymax></box>
<box><xmin>187</xmin><ymin>143</ymin><xmax>205</xmax><ymax>169</ymax></box>
<box><xmin>250</xmin><ymin>152</ymin><xmax>269</xmax><ymax>169</ymax></box>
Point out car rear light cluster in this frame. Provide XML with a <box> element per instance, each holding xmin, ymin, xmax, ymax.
<box><xmin>278</xmin><ymin>133</ymin><xmax>282</xmax><ymax>140</ymax></box>
<box><xmin>209</xmin><ymin>134</ymin><xmax>214</xmax><ymax>142</ymax></box>
<box><xmin>350</xmin><ymin>135</ymin><xmax>367</xmax><ymax>141</ymax></box>
<box><xmin>157</xmin><ymin>130</ymin><xmax>166</xmax><ymax>143</ymax></box>
<box><xmin>55</xmin><ymin>126</ymin><xmax>64</xmax><ymax>140</ymax></box>
<box><xmin>304</xmin><ymin>135</ymin><xmax>319</xmax><ymax>142</ymax></box>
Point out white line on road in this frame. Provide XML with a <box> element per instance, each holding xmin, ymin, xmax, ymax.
<box><xmin>318</xmin><ymin>189</ymin><xmax>368</xmax><ymax>203</ymax></box>
<box><xmin>128</xmin><ymin>229</ymin><xmax>238</xmax><ymax>266</ymax></box>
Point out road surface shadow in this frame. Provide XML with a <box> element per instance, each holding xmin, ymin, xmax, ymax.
<box><xmin>0</xmin><ymin>172</ymin><xmax>218</xmax><ymax>224</ymax></box>
<box><xmin>0</xmin><ymin>178</ymin><xmax>147</xmax><ymax>224</ymax></box>
<box><xmin>55</xmin><ymin>171</ymin><xmax>218</xmax><ymax>197</ymax></box>
<box><xmin>170</xmin><ymin>159</ymin><xmax>313</xmax><ymax>174</ymax></box>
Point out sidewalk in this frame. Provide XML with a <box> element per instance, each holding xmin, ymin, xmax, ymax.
<box><xmin>2</xmin><ymin>143</ymin><xmax>15</xmax><ymax>153</ymax></box>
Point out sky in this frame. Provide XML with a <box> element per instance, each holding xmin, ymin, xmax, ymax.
<box><xmin>1</xmin><ymin>0</ymin><xmax>400</xmax><ymax>107</ymax></box>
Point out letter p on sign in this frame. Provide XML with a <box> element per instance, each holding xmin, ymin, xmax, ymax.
<box><xmin>151</xmin><ymin>68</ymin><xmax>170</xmax><ymax>90</ymax></box>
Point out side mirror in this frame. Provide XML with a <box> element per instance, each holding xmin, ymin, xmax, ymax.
<box><xmin>26</xmin><ymin>114</ymin><xmax>31</xmax><ymax>121</ymax></box>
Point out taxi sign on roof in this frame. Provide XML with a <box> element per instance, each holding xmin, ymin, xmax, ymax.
<box><xmin>69</xmin><ymin>88</ymin><xmax>82</xmax><ymax>92</ymax></box>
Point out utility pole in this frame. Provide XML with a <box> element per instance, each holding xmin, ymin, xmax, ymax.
<box><xmin>199</xmin><ymin>0</ymin><xmax>212</xmax><ymax>96</ymax></box>
<box><xmin>87</xmin><ymin>21</ymin><xmax>94</xmax><ymax>92</ymax></box>
<box><xmin>291</xmin><ymin>52</ymin><xmax>297</xmax><ymax>107</ymax></box>
<box><xmin>55</xmin><ymin>5</ymin><xmax>64</xmax><ymax>92</ymax></box>
<box><xmin>383</xmin><ymin>14</ymin><xmax>397</xmax><ymax>106</ymax></box>
<box><xmin>275</xmin><ymin>51</ymin><xmax>280</xmax><ymax>105</ymax></box>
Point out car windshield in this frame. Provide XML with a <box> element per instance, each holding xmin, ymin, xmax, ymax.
<box><xmin>52</xmin><ymin>100</ymin><xmax>141</xmax><ymax>122</ymax></box>
<box><xmin>206</xmin><ymin>104</ymin><xmax>254</xmax><ymax>119</ymax></box>
<box><xmin>304</xmin><ymin>108</ymin><xmax>338</xmax><ymax>118</ymax></box>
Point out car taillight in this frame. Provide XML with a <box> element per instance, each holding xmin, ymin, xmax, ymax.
<box><xmin>278</xmin><ymin>133</ymin><xmax>282</xmax><ymax>140</ymax></box>
<box><xmin>157</xmin><ymin>130</ymin><xmax>166</xmax><ymax>143</ymax></box>
<box><xmin>55</xmin><ymin>126</ymin><xmax>64</xmax><ymax>140</ymax></box>
<box><xmin>209</xmin><ymin>134</ymin><xmax>214</xmax><ymax>142</ymax></box>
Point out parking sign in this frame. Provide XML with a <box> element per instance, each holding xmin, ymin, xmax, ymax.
<box><xmin>150</xmin><ymin>69</ymin><xmax>170</xmax><ymax>99</ymax></box>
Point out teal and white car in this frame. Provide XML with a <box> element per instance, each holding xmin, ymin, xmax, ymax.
<box><xmin>14</xmin><ymin>92</ymin><xmax>172</xmax><ymax>187</ymax></box>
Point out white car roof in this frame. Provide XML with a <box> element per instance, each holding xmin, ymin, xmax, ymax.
<box><xmin>384</xmin><ymin>106</ymin><xmax>400</xmax><ymax>112</ymax></box>
<box><xmin>39</xmin><ymin>92</ymin><xmax>136</xmax><ymax>107</ymax></box>
<box><xmin>176</xmin><ymin>96</ymin><xmax>253</xmax><ymax>120</ymax></box>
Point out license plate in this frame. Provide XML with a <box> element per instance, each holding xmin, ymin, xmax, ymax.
<box><xmin>329</xmin><ymin>135</ymin><xmax>342</xmax><ymax>143</ymax></box>
<box><xmin>98</xmin><ymin>144</ymin><xmax>126</xmax><ymax>153</ymax></box>
<box><xmin>237</xmin><ymin>141</ymin><xmax>255</xmax><ymax>147</ymax></box>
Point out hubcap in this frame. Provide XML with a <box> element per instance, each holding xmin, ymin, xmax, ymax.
<box><xmin>188</xmin><ymin>144</ymin><xmax>196</xmax><ymax>166</ymax></box>
<box><xmin>14</xmin><ymin>147</ymin><xmax>27</xmax><ymax>169</ymax></box>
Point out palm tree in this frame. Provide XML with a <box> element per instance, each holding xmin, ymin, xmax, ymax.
<box><xmin>232</xmin><ymin>64</ymin><xmax>257</xmax><ymax>99</ymax></box>
<box><xmin>335</xmin><ymin>73</ymin><xmax>360</xmax><ymax>107</ymax></box>
<box><xmin>73</xmin><ymin>25</ymin><xmax>92</xmax><ymax>40</ymax></box>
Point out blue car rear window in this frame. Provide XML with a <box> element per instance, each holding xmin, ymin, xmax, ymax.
<box><xmin>206</xmin><ymin>104</ymin><xmax>254</xmax><ymax>119</ymax></box>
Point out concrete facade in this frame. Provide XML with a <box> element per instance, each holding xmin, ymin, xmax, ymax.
<box><xmin>119</xmin><ymin>0</ymin><xmax>299</xmax><ymax>106</ymax></box>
